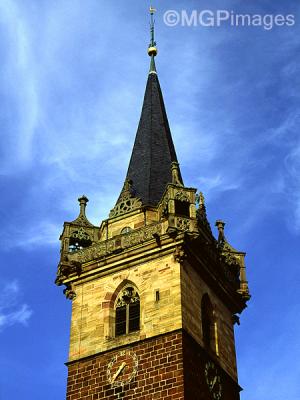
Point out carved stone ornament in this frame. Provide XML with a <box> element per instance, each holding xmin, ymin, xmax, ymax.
<box><xmin>71</xmin><ymin>227</ymin><xmax>90</xmax><ymax>241</ymax></box>
<box><xmin>63</xmin><ymin>283</ymin><xmax>76</xmax><ymax>300</ymax></box>
<box><xmin>70</xmin><ymin>222</ymin><xmax>163</xmax><ymax>264</ymax></box>
<box><xmin>221</xmin><ymin>260</ymin><xmax>239</xmax><ymax>283</ymax></box>
<box><xmin>109</xmin><ymin>197</ymin><xmax>142</xmax><ymax>218</ymax></box>
<box><xmin>222</xmin><ymin>250</ymin><xmax>240</xmax><ymax>269</ymax></box>
<box><xmin>174</xmin><ymin>246</ymin><xmax>186</xmax><ymax>263</ymax></box>
<box><xmin>176</xmin><ymin>217</ymin><xmax>190</xmax><ymax>232</ymax></box>
<box><xmin>196</xmin><ymin>192</ymin><xmax>212</xmax><ymax>235</ymax></box>
<box><xmin>71</xmin><ymin>214</ymin><xmax>94</xmax><ymax>227</ymax></box>
<box><xmin>159</xmin><ymin>194</ymin><xmax>169</xmax><ymax>217</ymax></box>
<box><xmin>56</xmin><ymin>260</ymin><xmax>82</xmax><ymax>284</ymax></box>
<box><xmin>70</xmin><ymin>195</ymin><xmax>94</xmax><ymax>227</ymax></box>
<box><xmin>116</xmin><ymin>287</ymin><xmax>140</xmax><ymax>308</ymax></box>
<box><xmin>197</xmin><ymin>212</ymin><xmax>212</xmax><ymax>235</ymax></box>
<box><xmin>171</xmin><ymin>162</ymin><xmax>183</xmax><ymax>186</ymax></box>
<box><xmin>109</xmin><ymin>179</ymin><xmax>142</xmax><ymax>218</ymax></box>
<box><xmin>174</xmin><ymin>189</ymin><xmax>189</xmax><ymax>202</ymax></box>
<box><xmin>218</xmin><ymin>242</ymin><xmax>240</xmax><ymax>268</ymax></box>
<box><xmin>71</xmin><ymin>260</ymin><xmax>82</xmax><ymax>275</ymax></box>
<box><xmin>216</xmin><ymin>242</ymin><xmax>240</xmax><ymax>284</ymax></box>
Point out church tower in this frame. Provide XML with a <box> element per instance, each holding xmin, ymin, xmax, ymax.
<box><xmin>56</xmin><ymin>8</ymin><xmax>250</xmax><ymax>400</ymax></box>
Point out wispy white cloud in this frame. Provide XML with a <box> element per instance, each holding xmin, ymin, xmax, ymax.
<box><xmin>0</xmin><ymin>280</ymin><xmax>33</xmax><ymax>331</ymax></box>
<box><xmin>0</xmin><ymin>1</ymin><xmax>39</xmax><ymax>170</ymax></box>
<box><xmin>0</xmin><ymin>304</ymin><xmax>32</xmax><ymax>329</ymax></box>
<box><xmin>174</xmin><ymin>22</ymin><xmax>300</xmax><ymax>234</ymax></box>
<box><xmin>284</xmin><ymin>140</ymin><xmax>300</xmax><ymax>231</ymax></box>
<box><xmin>3</xmin><ymin>221</ymin><xmax>61</xmax><ymax>250</ymax></box>
<box><xmin>0</xmin><ymin>1</ymin><xmax>299</xmax><ymax>399</ymax></box>
<box><xmin>0</xmin><ymin>0</ymin><xmax>298</xmax><ymax>254</ymax></box>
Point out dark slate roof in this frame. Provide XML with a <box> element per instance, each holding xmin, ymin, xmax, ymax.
<box><xmin>124</xmin><ymin>71</ymin><xmax>183</xmax><ymax>206</ymax></box>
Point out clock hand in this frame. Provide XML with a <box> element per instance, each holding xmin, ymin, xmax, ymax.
<box><xmin>211</xmin><ymin>376</ymin><xmax>217</xmax><ymax>389</ymax></box>
<box><xmin>112</xmin><ymin>362</ymin><xmax>126</xmax><ymax>383</ymax></box>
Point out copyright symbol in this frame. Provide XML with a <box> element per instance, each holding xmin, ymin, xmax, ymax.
<box><xmin>163</xmin><ymin>10</ymin><xmax>180</xmax><ymax>27</ymax></box>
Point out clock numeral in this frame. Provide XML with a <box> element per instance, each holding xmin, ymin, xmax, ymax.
<box><xmin>204</xmin><ymin>361</ymin><xmax>222</xmax><ymax>399</ymax></box>
<box><xmin>107</xmin><ymin>350</ymin><xmax>138</xmax><ymax>388</ymax></box>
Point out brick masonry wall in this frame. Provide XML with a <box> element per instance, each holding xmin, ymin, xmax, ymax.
<box><xmin>182</xmin><ymin>331</ymin><xmax>240</xmax><ymax>400</ymax></box>
<box><xmin>66</xmin><ymin>331</ymin><xmax>184</xmax><ymax>400</ymax></box>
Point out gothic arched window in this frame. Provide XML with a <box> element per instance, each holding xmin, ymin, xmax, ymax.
<box><xmin>69</xmin><ymin>228</ymin><xmax>92</xmax><ymax>252</ymax></box>
<box><xmin>201</xmin><ymin>294</ymin><xmax>219</xmax><ymax>355</ymax></box>
<box><xmin>115</xmin><ymin>286</ymin><xmax>140</xmax><ymax>337</ymax></box>
<box><xmin>120</xmin><ymin>226</ymin><xmax>133</xmax><ymax>234</ymax></box>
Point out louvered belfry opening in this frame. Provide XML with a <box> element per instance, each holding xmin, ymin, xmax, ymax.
<box><xmin>174</xmin><ymin>199</ymin><xmax>190</xmax><ymax>217</ymax></box>
<box><xmin>115</xmin><ymin>287</ymin><xmax>140</xmax><ymax>337</ymax></box>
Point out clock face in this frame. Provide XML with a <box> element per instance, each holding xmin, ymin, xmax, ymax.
<box><xmin>204</xmin><ymin>361</ymin><xmax>222</xmax><ymax>400</ymax></box>
<box><xmin>107</xmin><ymin>350</ymin><xmax>138</xmax><ymax>388</ymax></box>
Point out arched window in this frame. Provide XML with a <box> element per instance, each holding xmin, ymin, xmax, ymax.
<box><xmin>115</xmin><ymin>286</ymin><xmax>140</xmax><ymax>336</ymax></box>
<box><xmin>201</xmin><ymin>294</ymin><xmax>219</xmax><ymax>355</ymax></box>
<box><xmin>120</xmin><ymin>227</ymin><xmax>133</xmax><ymax>234</ymax></box>
<box><xmin>69</xmin><ymin>228</ymin><xmax>92</xmax><ymax>252</ymax></box>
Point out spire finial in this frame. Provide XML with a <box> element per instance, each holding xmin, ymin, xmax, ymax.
<box><xmin>148</xmin><ymin>5</ymin><xmax>157</xmax><ymax>73</ymax></box>
<box><xmin>215</xmin><ymin>220</ymin><xmax>226</xmax><ymax>243</ymax></box>
<box><xmin>171</xmin><ymin>162</ymin><xmax>183</xmax><ymax>186</ymax></box>
<box><xmin>78</xmin><ymin>195</ymin><xmax>89</xmax><ymax>217</ymax></box>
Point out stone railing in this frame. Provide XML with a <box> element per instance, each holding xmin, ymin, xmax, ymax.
<box><xmin>68</xmin><ymin>222</ymin><xmax>165</xmax><ymax>264</ymax></box>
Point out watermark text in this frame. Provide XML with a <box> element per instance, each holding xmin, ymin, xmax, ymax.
<box><xmin>163</xmin><ymin>10</ymin><xmax>295</xmax><ymax>30</ymax></box>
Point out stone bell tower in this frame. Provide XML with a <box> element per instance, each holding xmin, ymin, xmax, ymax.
<box><xmin>56</xmin><ymin>8</ymin><xmax>250</xmax><ymax>400</ymax></box>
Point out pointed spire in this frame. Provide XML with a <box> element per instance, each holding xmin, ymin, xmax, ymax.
<box><xmin>149</xmin><ymin>55</ymin><xmax>157</xmax><ymax>74</ymax></box>
<box><xmin>112</xmin><ymin>7</ymin><xmax>183</xmax><ymax>210</ymax></box>
<box><xmin>123</xmin><ymin>68</ymin><xmax>183</xmax><ymax>206</ymax></box>
<box><xmin>148</xmin><ymin>6</ymin><xmax>157</xmax><ymax>74</ymax></box>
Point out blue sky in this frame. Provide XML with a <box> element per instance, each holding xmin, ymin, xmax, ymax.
<box><xmin>0</xmin><ymin>0</ymin><xmax>300</xmax><ymax>399</ymax></box>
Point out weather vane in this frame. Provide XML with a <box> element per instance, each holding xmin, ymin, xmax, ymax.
<box><xmin>148</xmin><ymin>5</ymin><xmax>157</xmax><ymax>57</ymax></box>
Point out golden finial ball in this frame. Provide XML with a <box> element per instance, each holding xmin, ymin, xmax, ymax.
<box><xmin>148</xmin><ymin>46</ymin><xmax>157</xmax><ymax>56</ymax></box>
